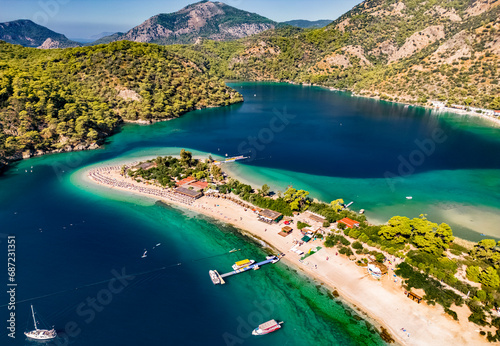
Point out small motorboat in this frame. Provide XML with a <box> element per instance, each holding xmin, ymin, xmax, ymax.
<box><xmin>267</xmin><ymin>255</ymin><xmax>282</xmax><ymax>264</ymax></box>
<box><xmin>406</xmin><ymin>196</ymin><xmax>412</xmax><ymax>200</ymax></box>
<box><xmin>141</xmin><ymin>251</ymin><xmax>147</xmax><ymax>258</ymax></box>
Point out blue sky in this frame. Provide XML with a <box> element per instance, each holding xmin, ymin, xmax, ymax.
<box><xmin>0</xmin><ymin>0</ymin><xmax>362</xmax><ymax>39</ymax></box>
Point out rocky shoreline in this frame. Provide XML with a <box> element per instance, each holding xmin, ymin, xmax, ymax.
<box><xmin>1</xmin><ymin>141</ymin><xmax>101</xmax><ymax>172</ymax></box>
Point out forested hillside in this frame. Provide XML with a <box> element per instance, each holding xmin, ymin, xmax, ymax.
<box><xmin>0</xmin><ymin>19</ymin><xmax>80</xmax><ymax>48</ymax></box>
<box><xmin>0</xmin><ymin>41</ymin><xmax>242</xmax><ymax>165</ymax></box>
<box><xmin>182</xmin><ymin>0</ymin><xmax>499</xmax><ymax>109</ymax></box>
<box><xmin>1</xmin><ymin>0</ymin><xmax>499</xmax><ymax>170</ymax></box>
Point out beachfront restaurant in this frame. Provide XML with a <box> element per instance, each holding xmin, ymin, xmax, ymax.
<box><xmin>175</xmin><ymin>186</ymin><xmax>203</xmax><ymax>199</ymax></box>
<box><xmin>279</xmin><ymin>226</ymin><xmax>293</xmax><ymax>237</ymax></box>
<box><xmin>258</xmin><ymin>209</ymin><xmax>283</xmax><ymax>223</ymax></box>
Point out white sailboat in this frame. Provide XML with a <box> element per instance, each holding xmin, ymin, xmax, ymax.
<box><xmin>24</xmin><ymin>305</ymin><xmax>57</xmax><ymax>340</ymax></box>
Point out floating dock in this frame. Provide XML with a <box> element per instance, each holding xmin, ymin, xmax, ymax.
<box><xmin>209</xmin><ymin>255</ymin><xmax>281</xmax><ymax>285</ymax></box>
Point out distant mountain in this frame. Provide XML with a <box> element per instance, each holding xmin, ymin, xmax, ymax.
<box><xmin>281</xmin><ymin>19</ymin><xmax>332</xmax><ymax>28</ymax></box>
<box><xmin>88</xmin><ymin>32</ymin><xmax>124</xmax><ymax>46</ymax></box>
<box><xmin>99</xmin><ymin>0</ymin><xmax>276</xmax><ymax>45</ymax></box>
<box><xmin>0</xmin><ymin>19</ymin><xmax>80</xmax><ymax>48</ymax></box>
<box><xmin>71</xmin><ymin>32</ymin><xmax>118</xmax><ymax>44</ymax></box>
<box><xmin>90</xmin><ymin>31</ymin><xmax>116</xmax><ymax>40</ymax></box>
<box><xmin>70</xmin><ymin>38</ymin><xmax>95</xmax><ymax>43</ymax></box>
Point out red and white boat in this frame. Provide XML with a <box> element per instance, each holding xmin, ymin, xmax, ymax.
<box><xmin>252</xmin><ymin>319</ymin><xmax>283</xmax><ymax>335</ymax></box>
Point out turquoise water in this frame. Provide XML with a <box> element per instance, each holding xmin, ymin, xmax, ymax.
<box><xmin>0</xmin><ymin>154</ymin><xmax>384</xmax><ymax>345</ymax></box>
<box><xmin>1</xmin><ymin>82</ymin><xmax>500</xmax><ymax>345</ymax></box>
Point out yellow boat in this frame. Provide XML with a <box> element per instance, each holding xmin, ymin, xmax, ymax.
<box><xmin>232</xmin><ymin>259</ymin><xmax>255</xmax><ymax>270</ymax></box>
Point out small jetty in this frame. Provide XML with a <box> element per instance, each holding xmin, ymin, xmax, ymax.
<box><xmin>213</xmin><ymin>155</ymin><xmax>249</xmax><ymax>165</ymax></box>
<box><xmin>209</xmin><ymin>255</ymin><xmax>282</xmax><ymax>285</ymax></box>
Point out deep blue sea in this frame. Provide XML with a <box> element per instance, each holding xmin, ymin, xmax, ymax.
<box><xmin>1</xmin><ymin>82</ymin><xmax>500</xmax><ymax>345</ymax></box>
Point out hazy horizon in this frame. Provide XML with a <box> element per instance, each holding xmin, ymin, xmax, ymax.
<box><xmin>0</xmin><ymin>0</ymin><xmax>361</xmax><ymax>39</ymax></box>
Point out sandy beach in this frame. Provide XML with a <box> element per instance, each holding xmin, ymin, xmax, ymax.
<box><xmin>84</xmin><ymin>163</ymin><xmax>489</xmax><ymax>345</ymax></box>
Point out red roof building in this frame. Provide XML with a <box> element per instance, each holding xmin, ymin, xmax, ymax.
<box><xmin>338</xmin><ymin>217</ymin><xmax>360</xmax><ymax>228</ymax></box>
<box><xmin>176</xmin><ymin>176</ymin><xmax>196</xmax><ymax>186</ymax></box>
<box><xmin>188</xmin><ymin>181</ymin><xmax>209</xmax><ymax>190</ymax></box>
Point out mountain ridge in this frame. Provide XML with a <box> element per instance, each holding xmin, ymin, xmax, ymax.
<box><xmin>185</xmin><ymin>0</ymin><xmax>499</xmax><ymax>109</ymax></box>
<box><xmin>0</xmin><ymin>0</ymin><xmax>499</xmax><ymax>171</ymax></box>
<box><xmin>0</xmin><ymin>19</ymin><xmax>80</xmax><ymax>48</ymax></box>
<box><xmin>98</xmin><ymin>0</ymin><xmax>276</xmax><ymax>45</ymax></box>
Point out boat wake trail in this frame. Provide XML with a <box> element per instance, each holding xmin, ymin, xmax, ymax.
<box><xmin>0</xmin><ymin>248</ymin><xmax>240</xmax><ymax>308</ymax></box>
<box><xmin>0</xmin><ymin>263</ymin><xmax>183</xmax><ymax>308</ymax></box>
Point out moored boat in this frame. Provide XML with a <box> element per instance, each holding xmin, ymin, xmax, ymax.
<box><xmin>232</xmin><ymin>259</ymin><xmax>255</xmax><ymax>270</ymax></box>
<box><xmin>252</xmin><ymin>319</ymin><xmax>283</xmax><ymax>335</ymax></box>
<box><xmin>267</xmin><ymin>255</ymin><xmax>282</xmax><ymax>264</ymax></box>
<box><xmin>209</xmin><ymin>270</ymin><xmax>220</xmax><ymax>284</ymax></box>
<box><xmin>24</xmin><ymin>305</ymin><xmax>57</xmax><ymax>340</ymax></box>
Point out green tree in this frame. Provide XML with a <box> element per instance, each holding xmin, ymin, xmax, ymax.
<box><xmin>284</xmin><ymin>186</ymin><xmax>310</xmax><ymax>211</ymax></box>
<box><xmin>379</xmin><ymin>216</ymin><xmax>412</xmax><ymax>243</ymax></box>
<box><xmin>330</xmin><ymin>199</ymin><xmax>344</xmax><ymax>212</ymax></box>
<box><xmin>435</xmin><ymin>223</ymin><xmax>454</xmax><ymax>244</ymax></box>
<box><xmin>476</xmin><ymin>290</ymin><xmax>487</xmax><ymax>301</ymax></box>
<box><xmin>466</xmin><ymin>266</ymin><xmax>481</xmax><ymax>282</ymax></box>
<box><xmin>195</xmin><ymin>171</ymin><xmax>207</xmax><ymax>180</ymax></box>
<box><xmin>210</xmin><ymin>164</ymin><xmax>222</xmax><ymax>181</ymax></box>
<box><xmin>479</xmin><ymin>267</ymin><xmax>500</xmax><ymax>289</ymax></box>
<box><xmin>180</xmin><ymin>149</ymin><xmax>192</xmax><ymax>166</ymax></box>
<box><xmin>87</xmin><ymin>128</ymin><xmax>98</xmax><ymax>141</ymax></box>
<box><xmin>259</xmin><ymin>184</ymin><xmax>270</xmax><ymax>197</ymax></box>
<box><xmin>478</xmin><ymin>239</ymin><xmax>496</xmax><ymax>250</ymax></box>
